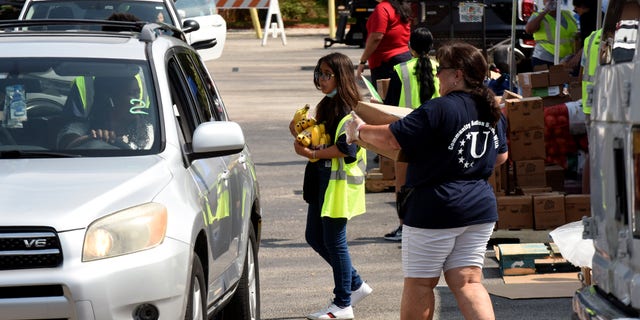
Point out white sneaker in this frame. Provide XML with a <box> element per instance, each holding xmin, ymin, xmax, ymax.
<box><xmin>351</xmin><ymin>282</ymin><xmax>373</xmax><ymax>306</ymax></box>
<box><xmin>307</xmin><ymin>302</ymin><xmax>354</xmax><ymax>319</ymax></box>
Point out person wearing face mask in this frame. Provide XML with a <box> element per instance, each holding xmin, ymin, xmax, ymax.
<box><xmin>289</xmin><ymin>52</ymin><xmax>372</xmax><ymax>320</ymax></box>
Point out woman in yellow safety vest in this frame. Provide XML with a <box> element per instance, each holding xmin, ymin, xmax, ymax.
<box><xmin>381</xmin><ymin>22</ymin><xmax>441</xmax><ymax>242</ymax></box>
<box><xmin>290</xmin><ymin>52</ymin><xmax>371</xmax><ymax>320</ymax></box>
<box><xmin>525</xmin><ymin>0</ymin><xmax>578</xmax><ymax>68</ymax></box>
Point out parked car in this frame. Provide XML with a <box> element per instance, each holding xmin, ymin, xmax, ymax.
<box><xmin>0</xmin><ymin>19</ymin><xmax>261</xmax><ymax>320</ymax></box>
<box><xmin>18</xmin><ymin>0</ymin><xmax>227</xmax><ymax>60</ymax></box>
<box><xmin>572</xmin><ymin>0</ymin><xmax>640</xmax><ymax>319</ymax></box>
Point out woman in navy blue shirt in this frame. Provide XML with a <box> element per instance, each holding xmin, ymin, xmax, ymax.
<box><xmin>347</xmin><ymin>42</ymin><xmax>508</xmax><ymax>320</ymax></box>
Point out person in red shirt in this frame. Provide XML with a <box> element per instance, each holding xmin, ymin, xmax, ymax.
<box><xmin>356</xmin><ymin>0</ymin><xmax>413</xmax><ymax>91</ymax></box>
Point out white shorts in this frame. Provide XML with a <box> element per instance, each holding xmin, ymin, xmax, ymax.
<box><xmin>402</xmin><ymin>222</ymin><xmax>495</xmax><ymax>278</ymax></box>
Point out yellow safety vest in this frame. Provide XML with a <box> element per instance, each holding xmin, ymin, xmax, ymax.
<box><xmin>73</xmin><ymin>74</ymin><xmax>149</xmax><ymax>112</ymax></box>
<box><xmin>582</xmin><ymin>29</ymin><xmax>601</xmax><ymax>115</ymax></box>
<box><xmin>394</xmin><ymin>57</ymin><xmax>440</xmax><ymax>108</ymax></box>
<box><xmin>321</xmin><ymin>114</ymin><xmax>367</xmax><ymax>219</ymax></box>
<box><xmin>532</xmin><ymin>10</ymin><xmax>578</xmax><ymax>59</ymax></box>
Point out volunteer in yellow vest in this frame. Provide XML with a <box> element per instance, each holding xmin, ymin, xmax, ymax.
<box><xmin>382</xmin><ymin>23</ymin><xmax>440</xmax><ymax>242</ymax></box>
<box><xmin>291</xmin><ymin>52</ymin><xmax>371</xmax><ymax>320</ymax></box>
<box><xmin>579</xmin><ymin>28</ymin><xmax>601</xmax><ymax>194</ymax></box>
<box><xmin>525</xmin><ymin>0</ymin><xmax>578</xmax><ymax>68</ymax></box>
<box><xmin>581</xmin><ymin>28</ymin><xmax>601</xmax><ymax>116</ymax></box>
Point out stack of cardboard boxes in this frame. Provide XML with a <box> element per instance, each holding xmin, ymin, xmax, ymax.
<box><xmin>517</xmin><ymin>65</ymin><xmax>577</xmax><ymax>107</ymax></box>
<box><xmin>492</xmin><ymin>93</ymin><xmax>591</xmax><ymax>230</ymax></box>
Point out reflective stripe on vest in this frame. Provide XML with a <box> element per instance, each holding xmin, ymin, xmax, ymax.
<box><xmin>321</xmin><ymin>113</ymin><xmax>367</xmax><ymax>219</ymax></box>
<box><xmin>399</xmin><ymin>62</ymin><xmax>413</xmax><ymax>107</ymax></box>
<box><xmin>582</xmin><ymin>29</ymin><xmax>602</xmax><ymax>115</ymax></box>
<box><xmin>534</xmin><ymin>11</ymin><xmax>577</xmax><ymax>58</ymax></box>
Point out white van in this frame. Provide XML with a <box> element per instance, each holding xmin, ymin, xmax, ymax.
<box><xmin>572</xmin><ymin>0</ymin><xmax>640</xmax><ymax>318</ymax></box>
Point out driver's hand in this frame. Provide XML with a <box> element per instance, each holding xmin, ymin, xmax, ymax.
<box><xmin>91</xmin><ymin>129</ymin><xmax>117</xmax><ymax>143</ymax></box>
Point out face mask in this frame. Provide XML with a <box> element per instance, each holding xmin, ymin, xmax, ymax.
<box><xmin>326</xmin><ymin>88</ymin><xmax>337</xmax><ymax>98</ymax></box>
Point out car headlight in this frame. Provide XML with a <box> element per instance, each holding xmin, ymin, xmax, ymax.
<box><xmin>83</xmin><ymin>203</ymin><xmax>167</xmax><ymax>262</ymax></box>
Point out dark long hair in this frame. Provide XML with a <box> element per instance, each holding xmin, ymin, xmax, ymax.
<box><xmin>388</xmin><ymin>0</ymin><xmax>413</xmax><ymax>23</ymax></box>
<box><xmin>435</xmin><ymin>42</ymin><xmax>501</xmax><ymax>127</ymax></box>
<box><xmin>313</xmin><ymin>52</ymin><xmax>361</xmax><ymax>136</ymax></box>
<box><xmin>410</xmin><ymin>23</ymin><xmax>436</xmax><ymax>102</ymax></box>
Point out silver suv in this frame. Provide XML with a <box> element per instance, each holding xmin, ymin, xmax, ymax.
<box><xmin>0</xmin><ymin>20</ymin><xmax>261</xmax><ymax>320</ymax></box>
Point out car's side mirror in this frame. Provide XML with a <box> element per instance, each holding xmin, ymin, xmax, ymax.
<box><xmin>189</xmin><ymin>121</ymin><xmax>245</xmax><ymax>161</ymax></box>
<box><xmin>181</xmin><ymin>19</ymin><xmax>199</xmax><ymax>34</ymax></box>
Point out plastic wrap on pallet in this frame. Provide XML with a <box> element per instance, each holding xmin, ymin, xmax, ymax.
<box><xmin>549</xmin><ymin>221</ymin><xmax>594</xmax><ymax>268</ymax></box>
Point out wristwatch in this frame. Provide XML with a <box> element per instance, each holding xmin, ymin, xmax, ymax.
<box><xmin>359</xmin><ymin>60</ymin><xmax>367</xmax><ymax>65</ymax></box>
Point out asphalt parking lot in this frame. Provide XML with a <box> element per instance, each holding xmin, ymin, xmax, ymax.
<box><xmin>206</xmin><ymin>28</ymin><xmax>576</xmax><ymax>320</ymax></box>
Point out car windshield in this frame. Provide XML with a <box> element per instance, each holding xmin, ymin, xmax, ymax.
<box><xmin>0</xmin><ymin>58</ymin><xmax>161</xmax><ymax>157</ymax></box>
<box><xmin>23</xmin><ymin>0</ymin><xmax>174</xmax><ymax>26</ymax></box>
<box><xmin>174</xmin><ymin>0</ymin><xmax>216</xmax><ymax>19</ymax></box>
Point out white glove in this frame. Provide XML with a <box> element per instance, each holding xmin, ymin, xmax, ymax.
<box><xmin>345</xmin><ymin>111</ymin><xmax>365</xmax><ymax>145</ymax></box>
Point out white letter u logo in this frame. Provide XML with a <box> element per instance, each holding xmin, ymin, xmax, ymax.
<box><xmin>469</xmin><ymin>131</ymin><xmax>490</xmax><ymax>158</ymax></box>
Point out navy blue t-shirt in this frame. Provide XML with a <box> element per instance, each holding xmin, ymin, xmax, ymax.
<box><xmin>389</xmin><ymin>91</ymin><xmax>508</xmax><ymax>229</ymax></box>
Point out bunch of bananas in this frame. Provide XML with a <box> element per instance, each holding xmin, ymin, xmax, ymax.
<box><xmin>292</xmin><ymin>104</ymin><xmax>331</xmax><ymax>163</ymax></box>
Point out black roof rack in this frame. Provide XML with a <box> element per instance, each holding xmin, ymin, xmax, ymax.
<box><xmin>0</xmin><ymin>19</ymin><xmax>187</xmax><ymax>43</ymax></box>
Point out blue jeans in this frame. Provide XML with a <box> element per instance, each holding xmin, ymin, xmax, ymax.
<box><xmin>305</xmin><ymin>163</ymin><xmax>363</xmax><ymax>307</ymax></box>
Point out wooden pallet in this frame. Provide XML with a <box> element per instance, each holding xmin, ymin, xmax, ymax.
<box><xmin>495</xmin><ymin>242</ymin><xmax>580</xmax><ymax>276</ymax></box>
<box><xmin>365</xmin><ymin>169</ymin><xmax>395</xmax><ymax>193</ymax></box>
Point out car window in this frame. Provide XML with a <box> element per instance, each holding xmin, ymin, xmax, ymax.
<box><xmin>174</xmin><ymin>0</ymin><xmax>217</xmax><ymax>19</ymax></box>
<box><xmin>174</xmin><ymin>50</ymin><xmax>223</xmax><ymax>122</ymax></box>
<box><xmin>0</xmin><ymin>58</ymin><xmax>160</xmax><ymax>155</ymax></box>
<box><xmin>23</xmin><ymin>0</ymin><xmax>174</xmax><ymax>26</ymax></box>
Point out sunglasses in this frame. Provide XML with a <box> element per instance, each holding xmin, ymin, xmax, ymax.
<box><xmin>436</xmin><ymin>66</ymin><xmax>457</xmax><ymax>75</ymax></box>
<box><xmin>314</xmin><ymin>72</ymin><xmax>335</xmax><ymax>81</ymax></box>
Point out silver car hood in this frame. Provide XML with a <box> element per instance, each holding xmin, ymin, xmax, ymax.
<box><xmin>0</xmin><ymin>156</ymin><xmax>172</xmax><ymax>231</ymax></box>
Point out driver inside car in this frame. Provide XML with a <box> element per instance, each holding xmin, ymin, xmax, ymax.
<box><xmin>57</xmin><ymin>75</ymin><xmax>154</xmax><ymax>150</ymax></box>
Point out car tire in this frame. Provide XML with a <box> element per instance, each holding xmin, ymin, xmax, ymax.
<box><xmin>221</xmin><ymin>224</ymin><xmax>260</xmax><ymax>320</ymax></box>
<box><xmin>184</xmin><ymin>255</ymin><xmax>207</xmax><ymax>320</ymax></box>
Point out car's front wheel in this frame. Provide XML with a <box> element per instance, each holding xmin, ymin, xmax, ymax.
<box><xmin>184</xmin><ymin>255</ymin><xmax>206</xmax><ymax>320</ymax></box>
<box><xmin>220</xmin><ymin>224</ymin><xmax>260</xmax><ymax>320</ymax></box>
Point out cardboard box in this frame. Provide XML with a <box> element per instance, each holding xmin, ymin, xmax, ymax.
<box><xmin>533</xmin><ymin>194</ymin><xmax>566</xmax><ymax>230</ymax></box>
<box><xmin>545</xmin><ymin>165</ymin><xmax>565</xmax><ymax>192</ymax></box>
<box><xmin>548</xmin><ymin>65</ymin><xmax>571</xmax><ymax>86</ymax></box>
<box><xmin>353</xmin><ymin>101</ymin><xmax>413</xmax><ymax>161</ymax></box>
<box><xmin>518</xmin><ymin>186</ymin><xmax>553</xmax><ymax>194</ymax></box>
<box><xmin>565</xmin><ymin>194</ymin><xmax>591</xmax><ymax>222</ymax></box>
<box><xmin>518</xmin><ymin>71</ymin><xmax>549</xmax><ymax>89</ymax></box>
<box><xmin>496</xmin><ymin>243</ymin><xmax>551</xmax><ymax>276</ymax></box>
<box><xmin>509</xmin><ymin>129</ymin><xmax>545</xmax><ymax>161</ymax></box>
<box><xmin>496</xmin><ymin>195</ymin><xmax>534</xmax><ymax>229</ymax></box>
<box><xmin>505</xmin><ymin>97</ymin><xmax>544</xmax><ymax>132</ymax></box>
<box><xmin>515</xmin><ymin>159</ymin><xmax>547</xmax><ymax>187</ymax></box>
<box><xmin>542</xmin><ymin>94</ymin><xmax>573</xmax><ymax>107</ymax></box>
<box><xmin>521</xmin><ymin>86</ymin><xmax>562</xmax><ymax>98</ymax></box>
